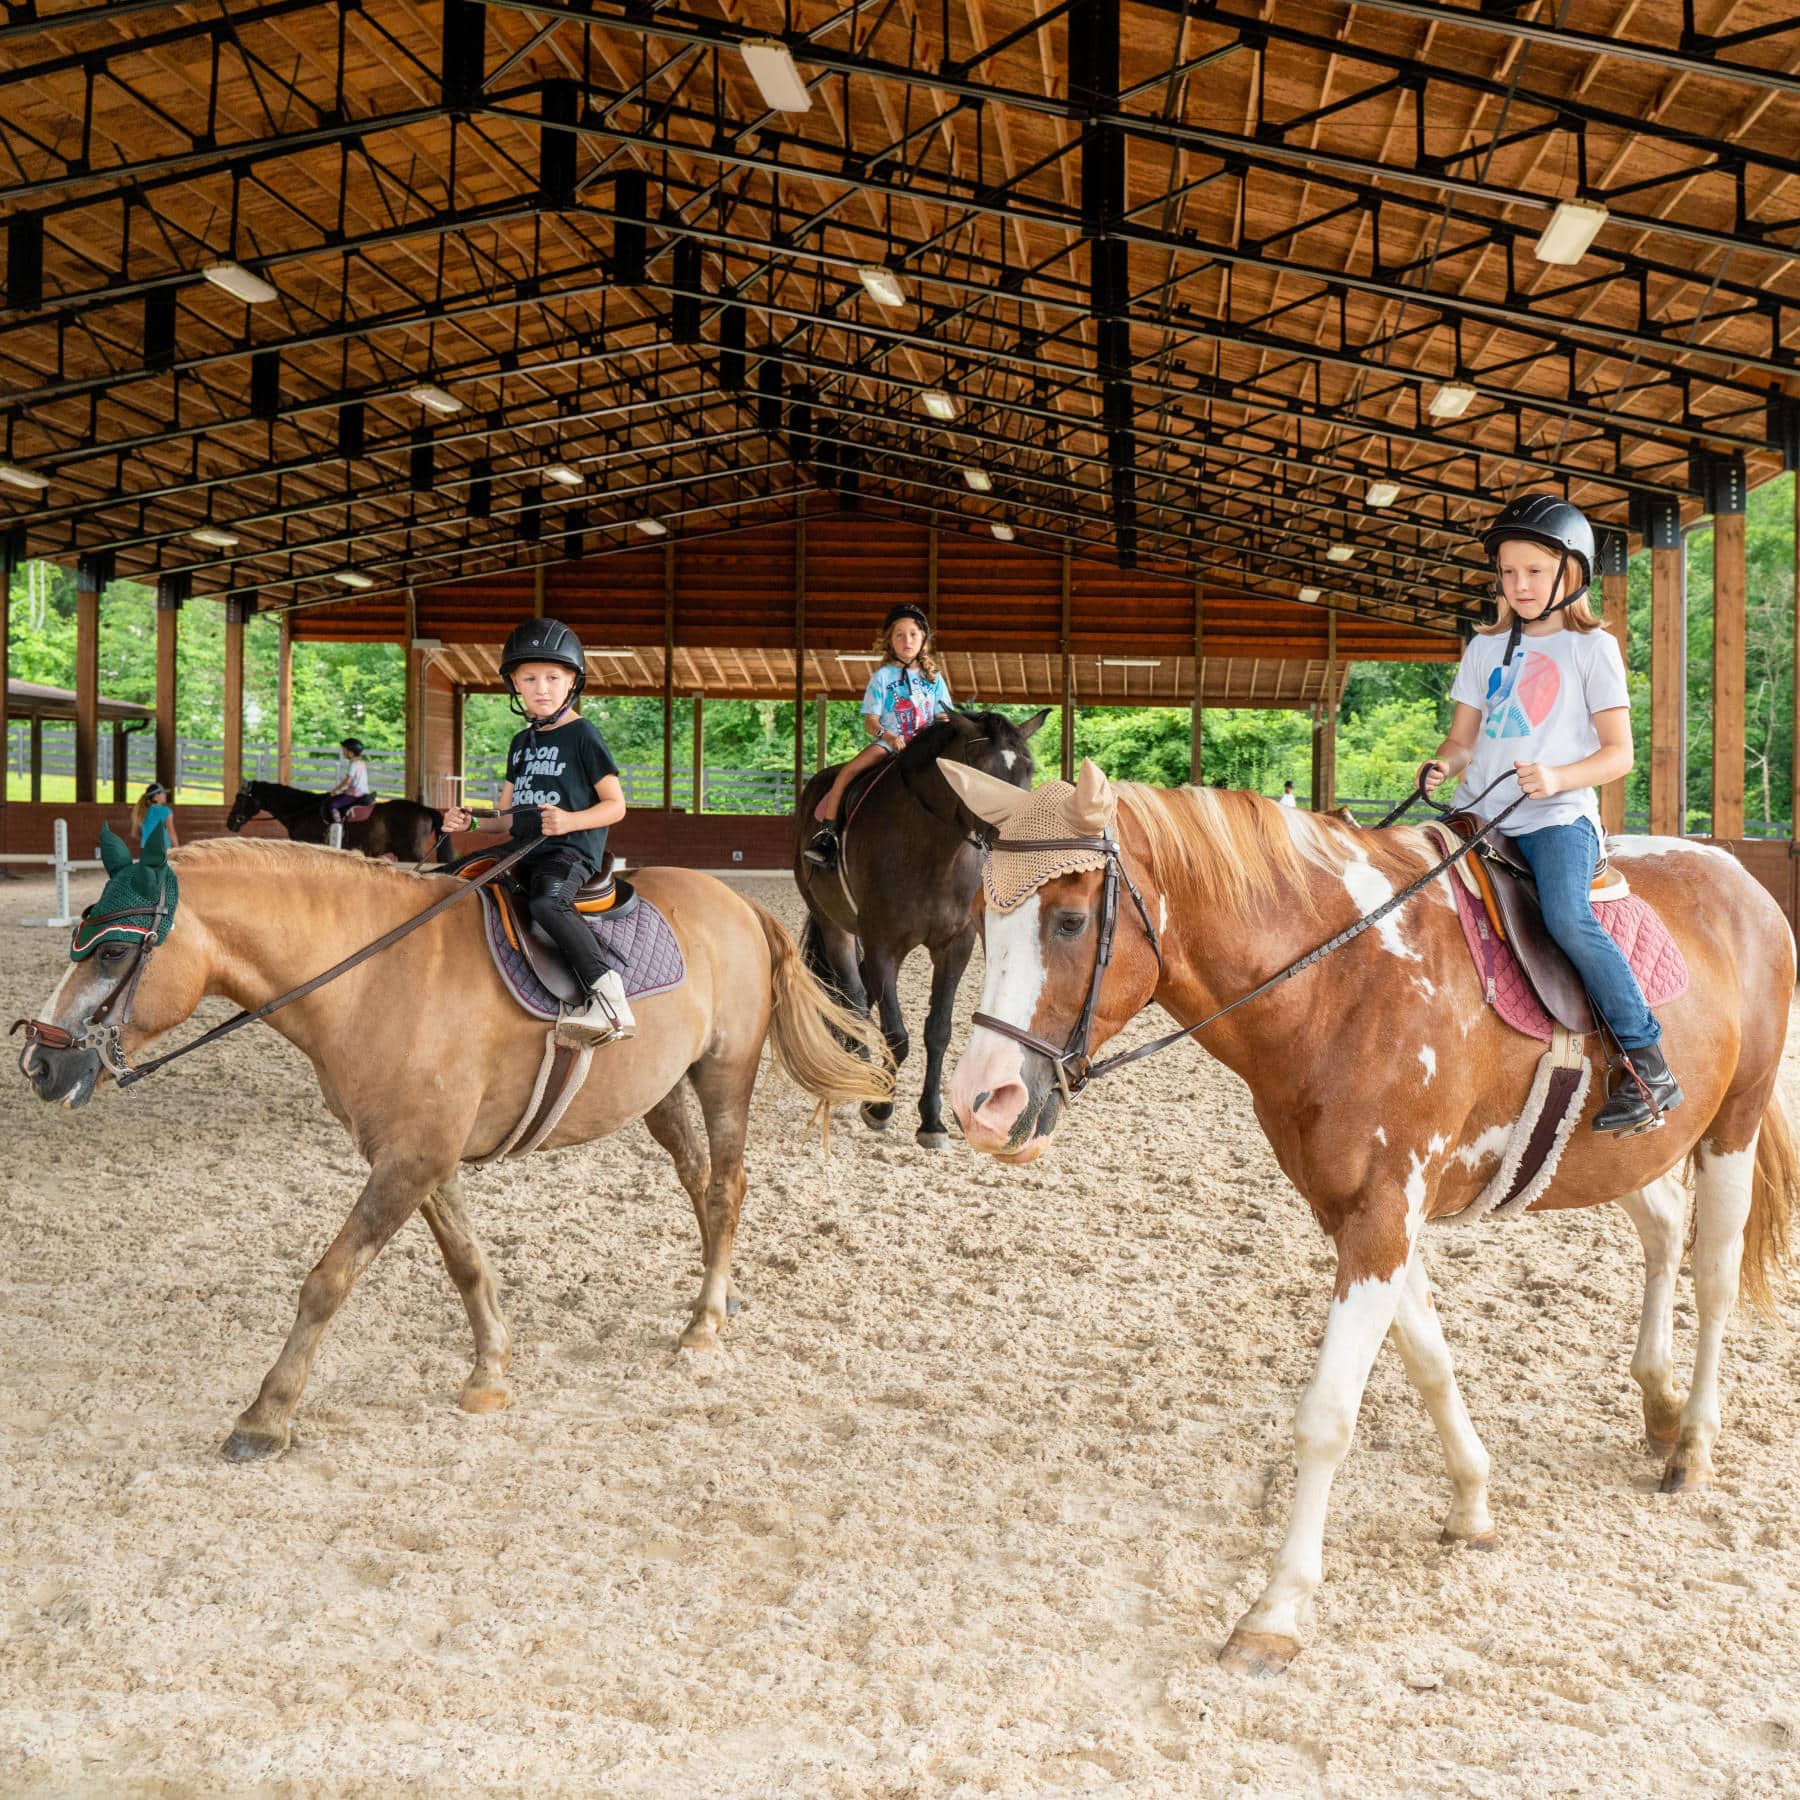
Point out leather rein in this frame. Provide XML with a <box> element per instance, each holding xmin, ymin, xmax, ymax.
<box><xmin>971</xmin><ymin>773</ymin><xmax>1524</xmax><ymax>1103</ymax></box>
<box><xmin>12</xmin><ymin>839</ymin><xmax>535</xmax><ymax>1088</ymax></box>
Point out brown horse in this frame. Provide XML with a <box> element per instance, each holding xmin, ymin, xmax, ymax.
<box><xmin>18</xmin><ymin>839</ymin><xmax>891</xmax><ymax>1459</ymax></box>
<box><xmin>227</xmin><ymin>779</ymin><xmax>444</xmax><ymax>861</ymax></box>
<box><xmin>942</xmin><ymin>761</ymin><xmax>1797</xmax><ymax>1676</ymax></box>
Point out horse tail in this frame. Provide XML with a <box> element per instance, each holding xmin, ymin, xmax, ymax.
<box><xmin>1744</xmin><ymin>1092</ymin><xmax>1799</xmax><ymax>1316</ymax></box>
<box><xmin>749</xmin><ymin>899</ymin><xmax>893</xmax><ymax>1122</ymax></box>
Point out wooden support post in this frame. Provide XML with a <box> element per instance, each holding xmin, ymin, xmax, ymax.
<box><xmin>1311</xmin><ymin>611</ymin><xmax>1338</xmax><ymax>811</ymax></box>
<box><xmin>276</xmin><ymin>609</ymin><xmax>293</xmax><ymax>783</ymax></box>
<box><xmin>1649</xmin><ymin>538</ymin><xmax>1684</xmax><ymax>836</ymax></box>
<box><xmin>1712</xmin><ymin>508</ymin><xmax>1747</xmax><ymax>840</ymax></box>
<box><xmin>111</xmin><ymin>720</ymin><xmax>128</xmax><ymax>803</ymax></box>
<box><xmin>1189</xmin><ymin>579</ymin><xmax>1204</xmax><ymax>785</ymax></box>
<box><xmin>533</xmin><ymin>562</ymin><xmax>546</xmax><ymax>619</ymax></box>
<box><xmin>30</xmin><ymin>714</ymin><xmax>42</xmax><ymax>803</ymax></box>
<box><xmin>403</xmin><ymin>587</ymin><xmax>421</xmax><ymax>801</ymax></box>
<box><xmin>155</xmin><ymin>577</ymin><xmax>182</xmax><ymax>793</ymax></box>
<box><xmin>662</xmin><ymin>542</ymin><xmax>675</xmax><ymax>810</ymax></box>
<box><xmin>692</xmin><ymin>694</ymin><xmax>704</xmax><ymax>815</ymax></box>
<box><xmin>1060</xmin><ymin>553</ymin><xmax>1074</xmax><ymax>781</ymax></box>
<box><xmin>1793</xmin><ymin>476</ymin><xmax>1800</xmax><ymax>849</ymax></box>
<box><xmin>927</xmin><ymin>516</ymin><xmax>939</xmax><ymax>634</ymax></box>
<box><xmin>815</xmin><ymin>695</ymin><xmax>828</xmax><ymax>771</ymax></box>
<box><xmin>1597</xmin><ymin>531</ymin><xmax>1629</xmax><ymax>836</ymax></box>
<box><xmin>74</xmin><ymin>563</ymin><xmax>100</xmax><ymax>802</ymax></box>
<box><xmin>222</xmin><ymin>595</ymin><xmax>247</xmax><ymax>802</ymax></box>
<box><xmin>451</xmin><ymin>688</ymin><xmax>466</xmax><ymax>795</ymax></box>
<box><xmin>793</xmin><ymin>516</ymin><xmax>807</xmax><ymax>811</ymax></box>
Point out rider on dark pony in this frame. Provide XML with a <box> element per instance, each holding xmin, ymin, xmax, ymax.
<box><xmin>441</xmin><ymin>618</ymin><xmax>635</xmax><ymax>1045</ymax></box>
<box><xmin>1423</xmin><ymin>493</ymin><xmax>1681</xmax><ymax>1135</ymax></box>
<box><xmin>805</xmin><ymin>603</ymin><xmax>953</xmax><ymax>871</ymax></box>
<box><xmin>322</xmin><ymin>738</ymin><xmax>371</xmax><ymax>823</ymax></box>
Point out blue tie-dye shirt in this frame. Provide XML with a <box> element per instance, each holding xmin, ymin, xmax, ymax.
<box><xmin>862</xmin><ymin>662</ymin><xmax>952</xmax><ymax>743</ymax></box>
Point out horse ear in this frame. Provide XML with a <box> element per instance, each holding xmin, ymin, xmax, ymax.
<box><xmin>1069</xmin><ymin>759</ymin><xmax>1116</xmax><ymax>835</ymax></box>
<box><xmin>98</xmin><ymin>825</ymin><xmax>133</xmax><ymax>875</ymax></box>
<box><xmin>1016</xmin><ymin>707</ymin><xmax>1051</xmax><ymax>741</ymax></box>
<box><xmin>141</xmin><ymin>821</ymin><xmax>170</xmax><ymax>868</ymax></box>
<box><xmin>938</xmin><ymin>758</ymin><xmax>1031</xmax><ymax>827</ymax></box>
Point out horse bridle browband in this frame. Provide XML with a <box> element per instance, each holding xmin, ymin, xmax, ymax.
<box><xmin>970</xmin><ymin>834</ymin><xmax>1163</xmax><ymax>1101</ymax></box>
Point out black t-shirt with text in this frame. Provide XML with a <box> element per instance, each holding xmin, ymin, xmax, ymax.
<box><xmin>505</xmin><ymin>713</ymin><xmax>620</xmax><ymax>870</ymax></box>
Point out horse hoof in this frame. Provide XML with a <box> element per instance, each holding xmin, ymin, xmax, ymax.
<box><xmin>1439</xmin><ymin>1528</ymin><xmax>1498</xmax><ymax>1551</ymax></box>
<box><xmin>459</xmin><ymin>1380</ymin><xmax>511</xmax><ymax>1415</ymax></box>
<box><xmin>915</xmin><ymin>1129</ymin><xmax>949</xmax><ymax>1152</ymax></box>
<box><xmin>860</xmin><ymin>1102</ymin><xmax>893</xmax><ymax>1131</ymax></box>
<box><xmin>678</xmin><ymin>1319</ymin><xmax>722</xmax><ymax>1352</ymax></box>
<box><xmin>1217</xmin><ymin>1630</ymin><xmax>1299</xmax><ymax>1679</ymax></box>
<box><xmin>221</xmin><ymin>1427</ymin><xmax>287</xmax><ymax>1463</ymax></box>
<box><xmin>1659</xmin><ymin>1459</ymin><xmax>1711</xmax><ymax>1496</ymax></box>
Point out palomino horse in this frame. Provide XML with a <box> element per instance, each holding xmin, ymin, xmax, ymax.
<box><xmin>942</xmin><ymin>760</ymin><xmax>1796</xmax><ymax>1676</ymax></box>
<box><xmin>18</xmin><ymin>838</ymin><xmax>890</xmax><ymax>1459</ymax></box>
<box><xmin>795</xmin><ymin>709</ymin><xmax>1045</xmax><ymax>1148</ymax></box>
<box><xmin>227</xmin><ymin>779</ymin><xmax>444</xmax><ymax>861</ymax></box>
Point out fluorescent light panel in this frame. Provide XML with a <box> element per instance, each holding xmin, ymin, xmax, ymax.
<box><xmin>961</xmin><ymin>469</ymin><xmax>992</xmax><ymax>493</ymax></box>
<box><xmin>858</xmin><ymin>265</ymin><xmax>905</xmax><ymax>307</ymax></box>
<box><xmin>1297</xmin><ymin>586</ymin><xmax>1323</xmax><ymax>604</ymax></box>
<box><xmin>0</xmin><ymin>463</ymin><xmax>50</xmax><ymax>491</ymax></box>
<box><xmin>740</xmin><ymin>39</ymin><xmax>813</xmax><ymax>113</ymax></box>
<box><xmin>202</xmin><ymin>261</ymin><xmax>279</xmax><ymax>304</ymax></box>
<box><xmin>1100</xmin><ymin>658</ymin><xmax>1161</xmax><ymax>668</ymax></box>
<box><xmin>920</xmin><ymin>390</ymin><xmax>958</xmax><ymax>422</ymax></box>
<box><xmin>1428</xmin><ymin>383</ymin><xmax>1477</xmax><ymax>420</ymax></box>
<box><xmin>409</xmin><ymin>383</ymin><xmax>461</xmax><ymax>415</ymax></box>
<box><xmin>1534</xmin><ymin>200</ymin><xmax>1608</xmax><ymax>266</ymax></box>
<box><xmin>1325</xmin><ymin>545</ymin><xmax>1355</xmax><ymax>563</ymax></box>
<box><xmin>634</xmin><ymin>518</ymin><xmax>668</xmax><ymax>537</ymax></box>
<box><xmin>590</xmin><ymin>650</ymin><xmax>637</xmax><ymax>659</ymax></box>
<box><xmin>990</xmin><ymin>522</ymin><xmax>1014</xmax><ymax>541</ymax></box>
<box><xmin>1366</xmin><ymin>481</ymin><xmax>1401</xmax><ymax>508</ymax></box>
<box><xmin>335</xmin><ymin>571</ymin><xmax>376</xmax><ymax>590</ymax></box>
<box><xmin>836</xmin><ymin>652</ymin><xmax>882</xmax><ymax>661</ymax></box>
<box><xmin>544</xmin><ymin>464</ymin><xmax>584</xmax><ymax>487</ymax></box>
<box><xmin>189</xmin><ymin>527</ymin><xmax>241</xmax><ymax>549</ymax></box>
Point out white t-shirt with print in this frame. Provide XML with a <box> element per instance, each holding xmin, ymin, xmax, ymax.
<box><xmin>1448</xmin><ymin>625</ymin><xmax>1629</xmax><ymax>834</ymax></box>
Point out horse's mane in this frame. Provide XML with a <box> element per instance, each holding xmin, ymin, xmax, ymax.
<box><xmin>175</xmin><ymin>835</ymin><xmax>443</xmax><ymax>887</ymax></box>
<box><xmin>1118</xmin><ymin>784</ymin><xmax>1433</xmax><ymax>921</ymax></box>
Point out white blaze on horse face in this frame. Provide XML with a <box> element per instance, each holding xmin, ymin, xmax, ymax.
<box><xmin>1000</xmin><ymin>749</ymin><xmax>1018</xmax><ymax>772</ymax></box>
<box><xmin>1342</xmin><ymin>856</ymin><xmax>1419</xmax><ymax>962</ymax></box>
<box><xmin>950</xmin><ymin>894</ymin><xmax>1046</xmax><ymax>1148</ymax></box>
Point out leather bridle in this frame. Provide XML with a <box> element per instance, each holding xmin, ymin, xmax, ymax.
<box><xmin>970</xmin><ymin>834</ymin><xmax>1163</xmax><ymax>1101</ymax></box>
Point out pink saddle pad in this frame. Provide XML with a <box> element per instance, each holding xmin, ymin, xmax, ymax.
<box><xmin>1451</xmin><ymin>882</ymin><xmax>1689</xmax><ymax>1041</ymax></box>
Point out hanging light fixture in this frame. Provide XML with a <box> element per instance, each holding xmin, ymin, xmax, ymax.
<box><xmin>0</xmin><ymin>463</ymin><xmax>50</xmax><ymax>491</ymax></box>
<box><xmin>920</xmin><ymin>390</ymin><xmax>958</xmax><ymax>422</ymax></box>
<box><xmin>634</xmin><ymin>518</ymin><xmax>669</xmax><ymax>537</ymax></box>
<box><xmin>335</xmin><ymin>571</ymin><xmax>376</xmax><ymax>590</ymax></box>
<box><xmin>1366</xmin><ymin>481</ymin><xmax>1401</xmax><ymax>508</ymax></box>
<box><xmin>961</xmin><ymin>469</ymin><xmax>992</xmax><ymax>492</ymax></box>
<box><xmin>544</xmin><ymin>464</ymin><xmax>584</xmax><ymax>487</ymax></box>
<box><xmin>189</xmin><ymin>527</ymin><xmax>242</xmax><ymax>549</ymax></box>
<box><xmin>858</xmin><ymin>266</ymin><xmax>906</xmax><ymax>307</ymax></box>
<box><xmin>202</xmin><ymin>262</ymin><xmax>279</xmax><ymax>304</ymax></box>
<box><xmin>1325</xmin><ymin>546</ymin><xmax>1355</xmax><ymax>563</ymax></box>
<box><xmin>990</xmin><ymin>522</ymin><xmax>1014</xmax><ymax>542</ymax></box>
<box><xmin>740</xmin><ymin>40</ymin><xmax>813</xmax><ymax>113</ymax></box>
<box><xmin>1533</xmin><ymin>200</ymin><xmax>1609</xmax><ymax>266</ymax></box>
<box><xmin>1297</xmin><ymin>586</ymin><xmax>1323</xmax><ymax>604</ymax></box>
<box><xmin>1428</xmin><ymin>383</ymin><xmax>1477</xmax><ymax>420</ymax></box>
<box><xmin>408</xmin><ymin>384</ymin><xmax>462</xmax><ymax>415</ymax></box>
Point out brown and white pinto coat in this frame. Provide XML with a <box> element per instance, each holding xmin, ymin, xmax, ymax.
<box><xmin>946</xmin><ymin>767</ymin><xmax>1798</xmax><ymax>1677</ymax></box>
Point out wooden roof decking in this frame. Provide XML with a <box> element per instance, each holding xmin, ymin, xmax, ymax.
<box><xmin>1</xmin><ymin>0</ymin><xmax>1795</xmax><ymax>640</ymax></box>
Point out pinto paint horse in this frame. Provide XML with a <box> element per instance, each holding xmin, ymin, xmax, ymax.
<box><xmin>941</xmin><ymin>759</ymin><xmax>1797</xmax><ymax>1677</ymax></box>
<box><xmin>17</xmin><ymin>838</ymin><xmax>891</xmax><ymax>1460</ymax></box>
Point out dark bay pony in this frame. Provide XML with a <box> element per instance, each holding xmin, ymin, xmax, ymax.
<box><xmin>227</xmin><ymin>778</ymin><xmax>443</xmax><ymax>861</ymax></box>
<box><xmin>19</xmin><ymin>839</ymin><xmax>891</xmax><ymax>1458</ymax></box>
<box><xmin>943</xmin><ymin>760</ymin><xmax>1797</xmax><ymax>1676</ymax></box>
<box><xmin>795</xmin><ymin>708</ymin><xmax>1045</xmax><ymax>1148</ymax></box>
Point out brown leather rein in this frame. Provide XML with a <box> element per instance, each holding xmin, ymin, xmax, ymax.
<box><xmin>13</xmin><ymin>839</ymin><xmax>534</xmax><ymax>1088</ymax></box>
<box><xmin>970</xmin><ymin>781</ymin><xmax>1526</xmax><ymax>1103</ymax></box>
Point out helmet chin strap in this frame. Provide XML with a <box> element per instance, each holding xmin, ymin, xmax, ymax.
<box><xmin>1500</xmin><ymin>550</ymin><xmax>1590</xmax><ymax>665</ymax></box>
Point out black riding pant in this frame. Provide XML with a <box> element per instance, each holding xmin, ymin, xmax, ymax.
<box><xmin>521</xmin><ymin>844</ymin><xmax>613</xmax><ymax>993</ymax></box>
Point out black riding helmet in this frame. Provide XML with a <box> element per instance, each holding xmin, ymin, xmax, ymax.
<box><xmin>882</xmin><ymin>603</ymin><xmax>931</xmax><ymax>640</ymax></box>
<box><xmin>499</xmin><ymin>617</ymin><xmax>587</xmax><ymax>714</ymax></box>
<box><xmin>340</xmin><ymin>737</ymin><xmax>364</xmax><ymax>757</ymax></box>
<box><xmin>1480</xmin><ymin>494</ymin><xmax>1595</xmax><ymax>665</ymax></box>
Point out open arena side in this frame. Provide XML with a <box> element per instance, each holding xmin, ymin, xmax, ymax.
<box><xmin>3</xmin><ymin>1</ymin><xmax>1800</xmax><ymax>1791</ymax></box>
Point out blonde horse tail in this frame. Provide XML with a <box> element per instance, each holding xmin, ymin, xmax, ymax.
<box><xmin>1744</xmin><ymin>1092</ymin><xmax>1799</xmax><ymax>1317</ymax></box>
<box><xmin>749</xmin><ymin>899</ymin><xmax>895</xmax><ymax>1125</ymax></box>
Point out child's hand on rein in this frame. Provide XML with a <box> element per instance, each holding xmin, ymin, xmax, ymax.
<box><xmin>538</xmin><ymin>806</ymin><xmax>571</xmax><ymax>836</ymax></box>
<box><xmin>1513</xmin><ymin>760</ymin><xmax>1561</xmax><ymax>799</ymax></box>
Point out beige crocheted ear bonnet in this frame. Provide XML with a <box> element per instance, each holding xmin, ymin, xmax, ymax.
<box><xmin>938</xmin><ymin>759</ymin><xmax>1118</xmax><ymax>913</ymax></box>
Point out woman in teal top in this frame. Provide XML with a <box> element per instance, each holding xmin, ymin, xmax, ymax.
<box><xmin>132</xmin><ymin>783</ymin><xmax>176</xmax><ymax>850</ymax></box>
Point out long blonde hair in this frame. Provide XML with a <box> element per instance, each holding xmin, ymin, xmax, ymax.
<box><xmin>1476</xmin><ymin>590</ymin><xmax>1603</xmax><ymax>637</ymax></box>
<box><xmin>131</xmin><ymin>785</ymin><xmax>168</xmax><ymax>835</ymax></box>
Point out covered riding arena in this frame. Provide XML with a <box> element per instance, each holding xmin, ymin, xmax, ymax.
<box><xmin>3</xmin><ymin>1</ymin><xmax>1800</xmax><ymax>1791</ymax></box>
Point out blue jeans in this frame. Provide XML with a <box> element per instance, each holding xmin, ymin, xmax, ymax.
<box><xmin>1509</xmin><ymin>818</ymin><xmax>1660</xmax><ymax>1049</ymax></box>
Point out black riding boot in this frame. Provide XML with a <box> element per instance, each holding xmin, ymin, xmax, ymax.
<box><xmin>1593</xmin><ymin>1043</ymin><xmax>1684</xmax><ymax>1136</ymax></box>
<box><xmin>804</xmin><ymin>822</ymin><xmax>840</xmax><ymax>871</ymax></box>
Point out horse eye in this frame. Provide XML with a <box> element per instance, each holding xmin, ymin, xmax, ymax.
<box><xmin>1054</xmin><ymin>910</ymin><xmax>1087</xmax><ymax>938</ymax></box>
<box><xmin>99</xmin><ymin>942</ymin><xmax>129</xmax><ymax>963</ymax></box>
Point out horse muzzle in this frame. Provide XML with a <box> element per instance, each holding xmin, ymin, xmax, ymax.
<box><xmin>13</xmin><ymin>1019</ymin><xmax>105</xmax><ymax>1108</ymax></box>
